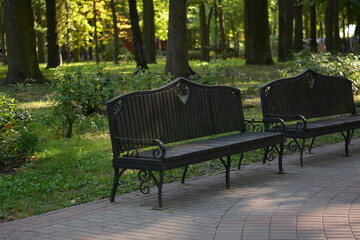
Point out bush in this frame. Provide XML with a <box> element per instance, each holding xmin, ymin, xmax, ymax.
<box><xmin>196</xmin><ymin>59</ymin><xmax>249</xmax><ymax>86</ymax></box>
<box><xmin>102</xmin><ymin>44</ymin><xmax>134</xmax><ymax>63</ymax></box>
<box><xmin>280</xmin><ymin>52</ymin><xmax>360</xmax><ymax>93</ymax></box>
<box><xmin>50</xmin><ymin>67</ymin><xmax>120</xmax><ymax>138</ymax></box>
<box><xmin>127</xmin><ymin>69</ymin><xmax>171</xmax><ymax>91</ymax></box>
<box><xmin>0</xmin><ymin>93</ymin><xmax>36</xmax><ymax>166</ymax></box>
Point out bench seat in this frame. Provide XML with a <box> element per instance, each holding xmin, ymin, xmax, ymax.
<box><xmin>285</xmin><ymin>115</ymin><xmax>360</xmax><ymax>138</ymax></box>
<box><xmin>118</xmin><ymin>132</ymin><xmax>285</xmax><ymax>170</ymax></box>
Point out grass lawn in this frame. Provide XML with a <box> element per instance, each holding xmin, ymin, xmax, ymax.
<box><xmin>0</xmin><ymin>57</ymin><xmax>355</xmax><ymax>222</ymax></box>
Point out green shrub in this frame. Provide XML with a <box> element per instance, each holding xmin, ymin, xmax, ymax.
<box><xmin>196</xmin><ymin>59</ymin><xmax>249</xmax><ymax>86</ymax></box>
<box><xmin>0</xmin><ymin>93</ymin><xmax>36</xmax><ymax>166</ymax></box>
<box><xmin>280</xmin><ymin>52</ymin><xmax>360</xmax><ymax>93</ymax></box>
<box><xmin>50</xmin><ymin>67</ymin><xmax>120</xmax><ymax>138</ymax></box>
<box><xmin>127</xmin><ymin>69</ymin><xmax>171</xmax><ymax>91</ymax></box>
<box><xmin>102</xmin><ymin>44</ymin><xmax>134</xmax><ymax>63</ymax></box>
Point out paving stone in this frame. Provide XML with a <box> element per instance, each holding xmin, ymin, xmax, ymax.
<box><xmin>2</xmin><ymin>139</ymin><xmax>360</xmax><ymax>239</ymax></box>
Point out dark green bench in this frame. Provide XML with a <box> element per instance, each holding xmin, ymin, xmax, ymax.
<box><xmin>260</xmin><ymin>69</ymin><xmax>360</xmax><ymax>166</ymax></box>
<box><xmin>107</xmin><ymin>78</ymin><xmax>286</xmax><ymax>208</ymax></box>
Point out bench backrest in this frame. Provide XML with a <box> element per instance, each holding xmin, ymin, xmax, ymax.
<box><xmin>107</xmin><ymin>78</ymin><xmax>245</xmax><ymax>153</ymax></box>
<box><xmin>260</xmin><ymin>69</ymin><xmax>355</xmax><ymax>119</ymax></box>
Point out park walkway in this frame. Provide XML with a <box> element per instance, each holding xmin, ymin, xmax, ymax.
<box><xmin>1</xmin><ymin>139</ymin><xmax>360</xmax><ymax>240</ymax></box>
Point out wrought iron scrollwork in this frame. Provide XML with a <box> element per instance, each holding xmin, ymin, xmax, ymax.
<box><xmin>138</xmin><ymin>170</ymin><xmax>151</xmax><ymax>194</ymax></box>
<box><xmin>245</xmin><ymin>118</ymin><xmax>285</xmax><ymax>133</ymax></box>
<box><xmin>304</xmin><ymin>71</ymin><xmax>316</xmax><ymax>90</ymax></box>
<box><xmin>287</xmin><ymin>138</ymin><xmax>301</xmax><ymax>153</ymax></box>
<box><xmin>117</xmin><ymin>137</ymin><xmax>166</xmax><ymax>160</ymax></box>
<box><xmin>263</xmin><ymin>146</ymin><xmax>275</xmax><ymax>162</ymax></box>
<box><xmin>245</xmin><ymin>120</ymin><xmax>263</xmax><ymax>132</ymax></box>
<box><xmin>175</xmin><ymin>81</ymin><xmax>191</xmax><ymax>104</ymax></box>
<box><xmin>266</xmin><ymin>114</ymin><xmax>306</xmax><ymax>131</ymax></box>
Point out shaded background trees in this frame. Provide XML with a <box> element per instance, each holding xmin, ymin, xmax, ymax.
<box><xmin>0</xmin><ymin>0</ymin><xmax>359</xmax><ymax>84</ymax></box>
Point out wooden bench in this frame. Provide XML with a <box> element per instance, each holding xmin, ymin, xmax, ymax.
<box><xmin>107</xmin><ymin>78</ymin><xmax>286</xmax><ymax>208</ymax></box>
<box><xmin>260</xmin><ymin>69</ymin><xmax>360</xmax><ymax>166</ymax></box>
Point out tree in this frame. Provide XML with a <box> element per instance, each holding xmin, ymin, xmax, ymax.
<box><xmin>199</xmin><ymin>1</ymin><xmax>210</xmax><ymax>62</ymax></box>
<box><xmin>294</xmin><ymin>0</ymin><xmax>303</xmax><ymax>51</ymax></box>
<box><xmin>93</xmin><ymin>0</ymin><xmax>100</xmax><ymax>64</ymax></box>
<box><xmin>143</xmin><ymin>0</ymin><xmax>156</xmax><ymax>64</ymax></box>
<box><xmin>310</xmin><ymin>1</ymin><xmax>317</xmax><ymax>52</ymax></box>
<box><xmin>325</xmin><ymin>0</ymin><xmax>340</xmax><ymax>52</ymax></box>
<box><xmin>244</xmin><ymin>0</ymin><xmax>273</xmax><ymax>65</ymax></box>
<box><xmin>0</xmin><ymin>1</ymin><xmax>7</xmax><ymax>65</ymax></box>
<box><xmin>165</xmin><ymin>0</ymin><xmax>197</xmax><ymax>79</ymax></box>
<box><xmin>218</xmin><ymin>0</ymin><xmax>227</xmax><ymax>56</ymax></box>
<box><xmin>2</xmin><ymin>0</ymin><xmax>45</xmax><ymax>85</ymax></box>
<box><xmin>278</xmin><ymin>0</ymin><xmax>294</xmax><ymax>62</ymax></box>
<box><xmin>34</xmin><ymin>1</ymin><xmax>46</xmax><ymax>63</ymax></box>
<box><xmin>46</xmin><ymin>0</ymin><xmax>61</xmax><ymax>68</ymax></box>
<box><xmin>128</xmin><ymin>0</ymin><xmax>148</xmax><ymax>70</ymax></box>
<box><xmin>110</xmin><ymin>0</ymin><xmax>120</xmax><ymax>64</ymax></box>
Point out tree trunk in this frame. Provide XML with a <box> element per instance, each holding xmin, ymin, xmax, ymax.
<box><xmin>165</xmin><ymin>0</ymin><xmax>197</xmax><ymax>79</ymax></box>
<box><xmin>218</xmin><ymin>0</ymin><xmax>226</xmax><ymax>57</ymax></box>
<box><xmin>2</xmin><ymin>0</ymin><xmax>45</xmax><ymax>85</ymax></box>
<box><xmin>310</xmin><ymin>2</ymin><xmax>317</xmax><ymax>52</ymax></box>
<box><xmin>93</xmin><ymin>0</ymin><xmax>100</xmax><ymax>64</ymax></box>
<box><xmin>110</xmin><ymin>0</ymin><xmax>120</xmax><ymax>64</ymax></box>
<box><xmin>213</xmin><ymin>0</ymin><xmax>218</xmax><ymax>49</ymax></box>
<box><xmin>143</xmin><ymin>0</ymin><xmax>156</xmax><ymax>64</ymax></box>
<box><xmin>244</xmin><ymin>0</ymin><xmax>273</xmax><ymax>65</ymax></box>
<box><xmin>294</xmin><ymin>0</ymin><xmax>303</xmax><ymax>51</ymax></box>
<box><xmin>35</xmin><ymin>6</ymin><xmax>45</xmax><ymax>63</ymax></box>
<box><xmin>278</xmin><ymin>0</ymin><xmax>294</xmax><ymax>62</ymax></box>
<box><xmin>332</xmin><ymin>0</ymin><xmax>340</xmax><ymax>52</ymax></box>
<box><xmin>128</xmin><ymin>0</ymin><xmax>148</xmax><ymax>70</ymax></box>
<box><xmin>199</xmin><ymin>2</ymin><xmax>210</xmax><ymax>62</ymax></box>
<box><xmin>46</xmin><ymin>0</ymin><xmax>61</xmax><ymax>68</ymax></box>
<box><xmin>325</xmin><ymin>0</ymin><xmax>334</xmax><ymax>51</ymax></box>
<box><xmin>0</xmin><ymin>2</ymin><xmax>7</xmax><ymax>65</ymax></box>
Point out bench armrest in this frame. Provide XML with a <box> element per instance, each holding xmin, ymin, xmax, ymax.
<box><xmin>116</xmin><ymin>137</ymin><xmax>166</xmax><ymax>160</ymax></box>
<box><xmin>244</xmin><ymin>118</ymin><xmax>286</xmax><ymax>132</ymax></box>
<box><xmin>265</xmin><ymin>114</ymin><xmax>307</xmax><ymax>130</ymax></box>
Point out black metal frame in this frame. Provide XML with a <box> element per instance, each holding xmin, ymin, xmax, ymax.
<box><xmin>260</xmin><ymin>69</ymin><xmax>360</xmax><ymax>166</ymax></box>
<box><xmin>107</xmin><ymin>77</ymin><xmax>286</xmax><ymax>208</ymax></box>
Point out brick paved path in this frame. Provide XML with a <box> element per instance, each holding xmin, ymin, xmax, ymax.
<box><xmin>2</xmin><ymin>139</ymin><xmax>360</xmax><ymax>240</ymax></box>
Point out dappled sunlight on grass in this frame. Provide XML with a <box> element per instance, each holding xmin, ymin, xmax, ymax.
<box><xmin>20</xmin><ymin>100</ymin><xmax>53</xmax><ymax>109</ymax></box>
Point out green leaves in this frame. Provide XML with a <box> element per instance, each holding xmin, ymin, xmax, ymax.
<box><xmin>49</xmin><ymin>67</ymin><xmax>119</xmax><ymax>138</ymax></box>
<box><xmin>0</xmin><ymin>93</ymin><xmax>35</xmax><ymax>166</ymax></box>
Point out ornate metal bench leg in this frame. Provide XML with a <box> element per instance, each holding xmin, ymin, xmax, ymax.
<box><xmin>308</xmin><ymin>137</ymin><xmax>316</xmax><ymax>153</ymax></box>
<box><xmin>181</xmin><ymin>165</ymin><xmax>188</xmax><ymax>184</ymax></box>
<box><xmin>288</xmin><ymin>138</ymin><xmax>306</xmax><ymax>167</ymax></box>
<box><xmin>237</xmin><ymin>152</ymin><xmax>244</xmax><ymax>170</ymax></box>
<box><xmin>299</xmin><ymin>139</ymin><xmax>305</xmax><ymax>167</ymax></box>
<box><xmin>262</xmin><ymin>147</ymin><xmax>270</xmax><ymax>164</ymax></box>
<box><xmin>341</xmin><ymin>130</ymin><xmax>352</xmax><ymax>157</ymax></box>
<box><xmin>277</xmin><ymin>143</ymin><xmax>285</xmax><ymax>174</ymax></box>
<box><xmin>148</xmin><ymin>171</ymin><xmax>164</xmax><ymax>209</ymax></box>
<box><xmin>110</xmin><ymin>168</ymin><xmax>126</xmax><ymax>202</ymax></box>
<box><xmin>220</xmin><ymin>156</ymin><xmax>231</xmax><ymax>189</ymax></box>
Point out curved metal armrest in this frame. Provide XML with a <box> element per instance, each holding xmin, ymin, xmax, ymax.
<box><xmin>116</xmin><ymin>137</ymin><xmax>166</xmax><ymax>160</ymax></box>
<box><xmin>244</xmin><ymin>118</ymin><xmax>286</xmax><ymax>132</ymax></box>
<box><xmin>265</xmin><ymin>114</ymin><xmax>307</xmax><ymax>130</ymax></box>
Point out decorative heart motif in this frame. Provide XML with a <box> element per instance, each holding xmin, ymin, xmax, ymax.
<box><xmin>175</xmin><ymin>82</ymin><xmax>191</xmax><ymax>104</ymax></box>
<box><xmin>305</xmin><ymin>72</ymin><xmax>316</xmax><ymax>90</ymax></box>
